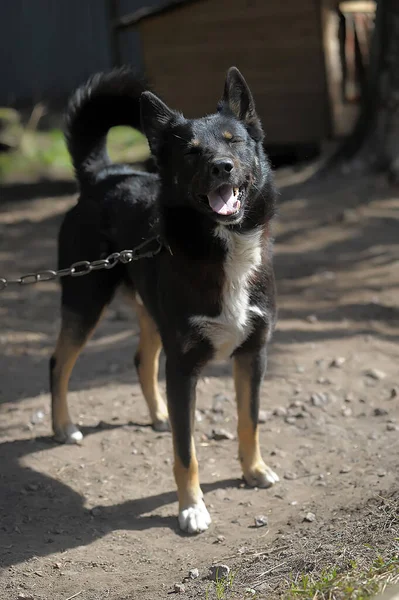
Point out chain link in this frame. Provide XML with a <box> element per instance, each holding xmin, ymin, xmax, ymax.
<box><xmin>0</xmin><ymin>235</ymin><xmax>163</xmax><ymax>292</ymax></box>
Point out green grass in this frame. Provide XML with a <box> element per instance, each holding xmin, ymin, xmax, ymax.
<box><xmin>285</xmin><ymin>549</ymin><xmax>399</xmax><ymax>600</ymax></box>
<box><xmin>0</xmin><ymin>125</ymin><xmax>149</xmax><ymax>183</ymax></box>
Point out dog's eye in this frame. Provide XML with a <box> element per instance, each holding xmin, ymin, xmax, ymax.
<box><xmin>229</xmin><ymin>137</ymin><xmax>244</xmax><ymax>144</ymax></box>
<box><xmin>184</xmin><ymin>146</ymin><xmax>202</xmax><ymax>156</ymax></box>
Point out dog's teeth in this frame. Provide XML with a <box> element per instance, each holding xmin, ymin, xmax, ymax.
<box><xmin>233</xmin><ymin>187</ymin><xmax>239</xmax><ymax>196</ymax></box>
<box><xmin>237</xmin><ymin>200</ymin><xmax>241</xmax><ymax>210</ymax></box>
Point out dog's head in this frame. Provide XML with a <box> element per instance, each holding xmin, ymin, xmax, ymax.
<box><xmin>140</xmin><ymin>67</ymin><xmax>269</xmax><ymax>225</ymax></box>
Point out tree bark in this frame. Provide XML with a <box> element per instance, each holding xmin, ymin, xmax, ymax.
<box><xmin>331</xmin><ymin>0</ymin><xmax>399</xmax><ymax>180</ymax></box>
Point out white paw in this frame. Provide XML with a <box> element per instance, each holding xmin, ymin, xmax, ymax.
<box><xmin>54</xmin><ymin>423</ymin><xmax>83</xmax><ymax>445</ymax></box>
<box><xmin>244</xmin><ymin>463</ymin><xmax>279</xmax><ymax>488</ymax></box>
<box><xmin>178</xmin><ymin>501</ymin><xmax>211</xmax><ymax>534</ymax></box>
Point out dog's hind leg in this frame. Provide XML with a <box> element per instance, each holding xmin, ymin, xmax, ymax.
<box><xmin>50</xmin><ymin>306</ymin><xmax>106</xmax><ymax>444</ymax></box>
<box><xmin>233</xmin><ymin>345</ymin><xmax>279</xmax><ymax>488</ymax></box>
<box><xmin>134</xmin><ymin>299</ymin><xmax>169</xmax><ymax>431</ymax></box>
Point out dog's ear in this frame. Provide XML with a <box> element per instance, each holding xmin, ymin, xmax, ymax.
<box><xmin>220</xmin><ymin>67</ymin><xmax>264</xmax><ymax>141</ymax></box>
<box><xmin>140</xmin><ymin>91</ymin><xmax>177</xmax><ymax>154</ymax></box>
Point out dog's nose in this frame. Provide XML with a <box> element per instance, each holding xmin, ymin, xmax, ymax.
<box><xmin>211</xmin><ymin>158</ymin><xmax>234</xmax><ymax>177</ymax></box>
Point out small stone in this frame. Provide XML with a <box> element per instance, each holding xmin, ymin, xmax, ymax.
<box><xmin>330</xmin><ymin>357</ymin><xmax>346</xmax><ymax>368</ymax></box>
<box><xmin>188</xmin><ymin>568</ymin><xmax>199</xmax><ymax>579</ymax></box>
<box><xmin>209</xmin><ymin>564</ymin><xmax>230</xmax><ymax>581</ymax></box>
<box><xmin>345</xmin><ymin>393</ymin><xmax>355</xmax><ymax>402</ymax></box>
<box><xmin>390</xmin><ymin>387</ymin><xmax>398</xmax><ymax>399</ymax></box>
<box><xmin>174</xmin><ymin>583</ymin><xmax>185</xmax><ymax>593</ymax></box>
<box><xmin>296</xmin><ymin>366</ymin><xmax>305</xmax><ymax>373</ymax></box>
<box><xmin>17</xmin><ymin>595</ymin><xmax>34</xmax><ymax>600</ymax></box>
<box><xmin>24</xmin><ymin>483</ymin><xmax>39</xmax><ymax>492</ymax></box>
<box><xmin>195</xmin><ymin>409</ymin><xmax>203</xmax><ymax>422</ymax></box>
<box><xmin>53</xmin><ymin>562</ymin><xmax>62</xmax><ymax>569</ymax></box>
<box><xmin>258</xmin><ymin>409</ymin><xmax>272</xmax><ymax>423</ymax></box>
<box><xmin>212</xmin><ymin>393</ymin><xmax>229</xmax><ymax>413</ymax></box>
<box><xmin>306</xmin><ymin>314</ymin><xmax>318</xmax><ymax>323</ymax></box>
<box><xmin>340</xmin><ymin>465</ymin><xmax>352</xmax><ymax>474</ymax></box>
<box><xmin>304</xmin><ymin>512</ymin><xmax>316</xmax><ymax>522</ymax></box>
<box><xmin>341</xmin><ymin>406</ymin><xmax>353</xmax><ymax>417</ymax></box>
<box><xmin>387</xmin><ymin>423</ymin><xmax>398</xmax><ymax>431</ymax></box>
<box><xmin>284</xmin><ymin>471</ymin><xmax>297</xmax><ymax>480</ymax></box>
<box><xmin>364</xmin><ymin>368</ymin><xmax>386</xmax><ymax>380</ymax></box>
<box><xmin>377</xmin><ymin>470</ymin><xmax>387</xmax><ymax>478</ymax></box>
<box><xmin>215</xmin><ymin>534</ymin><xmax>225</xmax><ymax>543</ymax></box>
<box><xmin>245</xmin><ymin>589</ymin><xmax>257</xmax><ymax>596</ymax></box>
<box><xmin>373</xmin><ymin>407</ymin><xmax>389</xmax><ymax>416</ymax></box>
<box><xmin>131</xmin><ymin>448</ymin><xmax>138</xmax><ymax>455</ymax></box>
<box><xmin>273</xmin><ymin>406</ymin><xmax>287</xmax><ymax>417</ymax></box>
<box><xmin>91</xmin><ymin>507</ymin><xmax>101</xmax><ymax>517</ymax></box>
<box><xmin>210</xmin><ymin>428</ymin><xmax>235</xmax><ymax>441</ymax></box>
<box><xmin>368</xmin><ymin>431</ymin><xmax>378</xmax><ymax>440</ymax></box>
<box><xmin>254</xmin><ymin>515</ymin><xmax>268</xmax><ymax>528</ymax></box>
<box><xmin>311</xmin><ymin>392</ymin><xmax>328</xmax><ymax>407</ymax></box>
<box><xmin>30</xmin><ymin>410</ymin><xmax>45</xmax><ymax>425</ymax></box>
<box><xmin>285</xmin><ymin>416</ymin><xmax>297</xmax><ymax>425</ymax></box>
<box><xmin>317</xmin><ymin>377</ymin><xmax>331</xmax><ymax>384</ymax></box>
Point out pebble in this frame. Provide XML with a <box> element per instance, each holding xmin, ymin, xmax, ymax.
<box><xmin>364</xmin><ymin>368</ymin><xmax>386</xmax><ymax>380</ymax></box>
<box><xmin>306</xmin><ymin>314</ymin><xmax>318</xmax><ymax>323</ymax></box>
<box><xmin>209</xmin><ymin>564</ymin><xmax>231</xmax><ymax>581</ymax></box>
<box><xmin>339</xmin><ymin>465</ymin><xmax>352</xmax><ymax>473</ymax></box>
<box><xmin>273</xmin><ymin>406</ymin><xmax>288</xmax><ymax>417</ymax></box>
<box><xmin>258</xmin><ymin>409</ymin><xmax>272</xmax><ymax>423</ymax></box>
<box><xmin>188</xmin><ymin>568</ymin><xmax>199</xmax><ymax>579</ymax></box>
<box><xmin>17</xmin><ymin>595</ymin><xmax>34</xmax><ymax>600</ymax></box>
<box><xmin>174</xmin><ymin>583</ymin><xmax>185</xmax><ymax>593</ymax></box>
<box><xmin>215</xmin><ymin>534</ymin><xmax>226</xmax><ymax>543</ymax></box>
<box><xmin>390</xmin><ymin>387</ymin><xmax>398</xmax><ymax>399</ymax></box>
<box><xmin>284</xmin><ymin>471</ymin><xmax>297</xmax><ymax>480</ymax></box>
<box><xmin>91</xmin><ymin>507</ymin><xmax>101</xmax><ymax>517</ymax></box>
<box><xmin>254</xmin><ymin>515</ymin><xmax>268</xmax><ymax>528</ymax></box>
<box><xmin>285</xmin><ymin>416</ymin><xmax>297</xmax><ymax>425</ymax></box>
<box><xmin>387</xmin><ymin>423</ymin><xmax>398</xmax><ymax>431</ymax></box>
<box><xmin>195</xmin><ymin>409</ymin><xmax>204</xmax><ymax>422</ymax></box>
<box><xmin>377</xmin><ymin>470</ymin><xmax>387</xmax><ymax>478</ymax></box>
<box><xmin>210</xmin><ymin>428</ymin><xmax>235</xmax><ymax>441</ymax></box>
<box><xmin>330</xmin><ymin>357</ymin><xmax>346</xmax><ymax>368</ymax></box>
<box><xmin>341</xmin><ymin>406</ymin><xmax>353</xmax><ymax>417</ymax></box>
<box><xmin>373</xmin><ymin>407</ymin><xmax>389</xmax><ymax>416</ymax></box>
<box><xmin>212</xmin><ymin>393</ymin><xmax>229</xmax><ymax>413</ymax></box>
<box><xmin>317</xmin><ymin>377</ymin><xmax>331</xmax><ymax>384</ymax></box>
<box><xmin>311</xmin><ymin>392</ymin><xmax>328</xmax><ymax>407</ymax></box>
<box><xmin>304</xmin><ymin>512</ymin><xmax>316</xmax><ymax>522</ymax></box>
<box><xmin>30</xmin><ymin>410</ymin><xmax>45</xmax><ymax>425</ymax></box>
<box><xmin>245</xmin><ymin>589</ymin><xmax>257</xmax><ymax>596</ymax></box>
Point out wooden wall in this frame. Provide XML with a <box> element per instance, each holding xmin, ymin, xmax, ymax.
<box><xmin>138</xmin><ymin>0</ymin><xmax>330</xmax><ymax>145</ymax></box>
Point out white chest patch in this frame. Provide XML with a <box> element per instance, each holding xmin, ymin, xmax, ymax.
<box><xmin>190</xmin><ymin>226</ymin><xmax>263</xmax><ymax>359</ymax></box>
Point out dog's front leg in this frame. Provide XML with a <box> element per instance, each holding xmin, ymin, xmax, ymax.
<box><xmin>165</xmin><ymin>353</ymin><xmax>211</xmax><ymax>534</ymax></box>
<box><xmin>233</xmin><ymin>344</ymin><xmax>280</xmax><ymax>488</ymax></box>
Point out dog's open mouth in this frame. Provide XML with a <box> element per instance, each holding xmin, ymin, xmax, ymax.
<box><xmin>206</xmin><ymin>184</ymin><xmax>242</xmax><ymax>216</ymax></box>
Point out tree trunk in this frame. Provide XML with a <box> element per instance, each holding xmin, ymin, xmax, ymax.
<box><xmin>332</xmin><ymin>0</ymin><xmax>399</xmax><ymax>180</ymax></box>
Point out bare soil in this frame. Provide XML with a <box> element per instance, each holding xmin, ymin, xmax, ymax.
<box><xmin>0</xmin><ymin>169</ymin><xmax>398</xmax><ymax>599</ymax></box>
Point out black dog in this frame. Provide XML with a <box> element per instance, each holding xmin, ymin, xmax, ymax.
<box><xmin>50</xmin><ymin>66</ymin><xmax>279</xmax><ymax>534</ymax></box>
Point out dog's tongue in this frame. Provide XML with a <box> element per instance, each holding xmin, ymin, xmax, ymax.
<box><xmin>207</xmin><ymin>184</ymin><xmax>240</xmax><ymax>215</ymax></box>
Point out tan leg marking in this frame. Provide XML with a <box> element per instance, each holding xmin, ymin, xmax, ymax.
<box><xmin>134</xmin><ymin>301</ymin><xmax>169</xmax><ymax>430</ymax></box>
<box><xmin>233</xmin><ymin>355</ymin><xmax>279</xmax><ymax>488</ymax></box>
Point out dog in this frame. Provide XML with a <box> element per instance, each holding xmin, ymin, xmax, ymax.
<box><xmin>50</xmin><ymin>66</ymin><xmax>279</xmax><ymax>534</ymax></box>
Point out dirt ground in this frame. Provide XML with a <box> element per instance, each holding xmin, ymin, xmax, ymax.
<box><xmin>0</xmin><ymin>168</ymin><xmax>398</xmax><ymax>600</ymax></box>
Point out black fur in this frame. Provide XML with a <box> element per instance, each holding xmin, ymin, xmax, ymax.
<box><xmin>56</xmin><ymin>66</ymin><xmax>278</xmax><ymax>525</ymax></box>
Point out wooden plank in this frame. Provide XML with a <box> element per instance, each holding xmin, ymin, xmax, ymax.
<box><xmin>139</xmin><ymin>0</ymin><xmax>329</xmax><ymax>144</ymax></box>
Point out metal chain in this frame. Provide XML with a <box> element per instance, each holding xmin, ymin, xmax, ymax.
<box><xmin>0</xmin><ymin>235</ymin><xmax>163</xmax><ymax>292</ymax></box>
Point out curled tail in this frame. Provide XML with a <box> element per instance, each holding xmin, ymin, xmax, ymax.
<box><xmin>65</xmin><ymin>67</ymin><xmax>148</xmax><ymax>185</ymax></box>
